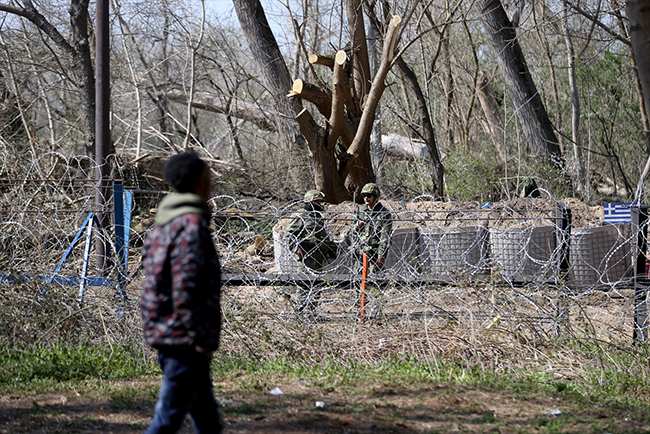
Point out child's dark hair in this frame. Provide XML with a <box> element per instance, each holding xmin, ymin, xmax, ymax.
<box><xmin>163</xmin><ymin>152</ymin><xmax>208</xmax><ymax>193</ymax></box>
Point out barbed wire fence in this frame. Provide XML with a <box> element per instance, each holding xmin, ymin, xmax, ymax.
<box><xmin>1</xmin><ymin>153</ymin><xmax>649</xmax><ymax>364</ymax></box>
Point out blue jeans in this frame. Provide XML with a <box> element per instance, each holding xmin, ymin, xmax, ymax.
<box><xmin>145</xmin><ymin>347</ymin><xmax>223</xmax><ymax>434</ymax></box>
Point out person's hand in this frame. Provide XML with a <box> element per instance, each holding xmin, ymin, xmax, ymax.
<box><xmin>295</xmin><ymin>248</ymin><xmax>303</xmax><ymax>257</ymax></box>
<box><xmin>194</xmin><ymin>345</ymin><xmax>213</xmax><ymax>358</ymax></box>
<box><xmin>356</xmin><ymin>220</ymin><xmax>364</xmax><ymax>228</ymax></box>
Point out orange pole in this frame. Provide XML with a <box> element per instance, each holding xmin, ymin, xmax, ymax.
<box><xmin>360</xmin><ymin>253</ymin><xmax>368</xmax><ymax>325</ymax></box>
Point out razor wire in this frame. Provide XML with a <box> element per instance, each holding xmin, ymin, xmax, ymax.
<box><xmin>0</xmin><ymin>170</ymin><xmax>647</xmax><ymax>347</ymax></box>
<box><xmin>211</xmin><ymin>195</ymin><xmax>643</xmax><ymax>343</ymax></box>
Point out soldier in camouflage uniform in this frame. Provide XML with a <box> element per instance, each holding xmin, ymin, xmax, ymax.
<box><xmin>284</xmin><ymin>190</ymin><xmax>336</xmax><ymax>316</ymax></box>
<box><xmin>350</xmin><ymin>183</ymin><xmax>393</xmax><ymax>273</ymax></box>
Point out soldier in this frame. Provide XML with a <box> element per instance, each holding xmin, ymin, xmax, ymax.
<box><xmin>520</xmin><ymin>176</ymin><xmax>540</xmax><ymax>198</ymax></box>
<box><xmin>284</xmin><ymin>190</ymin><xmax>337</xmax><ymax>316</ymax></box>
<box><xmin>350</xmin><ymin>183</ymin><xmax>393</xmax><ymax>273</ymax></box>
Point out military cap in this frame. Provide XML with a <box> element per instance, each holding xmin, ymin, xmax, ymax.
<box><xmin>361</xmin><ymin>183</ymin><xmax>381</xmax><ymax>198</ymax></box>
<box><xmin>304</xmin><ymin>190</ymin><xmax>325</xmax><ymax>202</ymax></box>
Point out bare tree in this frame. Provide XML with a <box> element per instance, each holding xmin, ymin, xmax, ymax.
<box><xmin>0</xmin><ymin>0</ymin><xmax>95</xmax><ymax>158</ymax></box>
<box><xmin>288</xmin><ymin>12</ymin><xmax>402</xmax><ymax>202</ymax></box>
<box><xmin>232</xmin><ymin>0</ymin><xmax>305</xmax><ymax>152</ymax></box>
<box><xmin>563</xmin><ymin>1</ymin><xmax>587</xmax><ymax>193</ymax></box>
<box><xmin>627</xmin><ymin>0</ymin><xmax>650</xmax><ymax>200</ymax></box>
<box><xmin>477</xmin><ymin>70</ymin><xmax>505</xmax><ymax>160</ymax></box>
<box><xmin>475</xmin><ymin>0</ymin><xmax>565</xmax><ymax>172</ymax></box>
<box><xmin>367</xmin><ymin>0</ymin><xmax>445</xmax><ymax>197</ymax></box>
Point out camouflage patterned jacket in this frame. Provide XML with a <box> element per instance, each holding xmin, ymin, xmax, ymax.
<box><xmin>284</xmin><ymin>203</ymin><xmax>336</xmax><ymax>270</ymax></box>
<box><xmin>351</xmin><ymin>201</ymin><xmax>393</xmax><ymax>260</ymax></box>
<box><xmin>140</xmin><ymin>193</ymin><xmax>222</xmax><ymax>352</ymax></box>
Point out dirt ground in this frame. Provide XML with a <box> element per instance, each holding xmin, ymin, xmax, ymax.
<box><xmin>1</xmin><ymin>376</ymin><xmax>649</xmax><ymax>433</ymax></box>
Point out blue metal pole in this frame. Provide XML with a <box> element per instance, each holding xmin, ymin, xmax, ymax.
<box><xmin>40</xmin><ymin>213</ymin><xmax>94</xmax><ymax>301</ymax></box>
<box><xmin>78</xmin><ymin>217</ymin><xmax>95</xmax><ymax>307</ymax></box>
<box><xmin>114</xmin><ymin>182</ymin><xmax>125</xmax><ymax>274</ymax></box>
<box><xmin>123</xmin><ymin>189</ymin><xmax>133</xmax><ymax>270</ymax></box>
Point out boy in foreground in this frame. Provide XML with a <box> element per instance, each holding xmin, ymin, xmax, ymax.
<box><xmin>140</xmin><ymin>152</ymin><xmax>223</xmax><ymax>434</ymax></box>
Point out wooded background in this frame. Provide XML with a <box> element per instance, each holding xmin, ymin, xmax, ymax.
<box><xmin>0</xmin><ymin>0</ymin><xmax>649</xmax><ymax>206</ymax></box>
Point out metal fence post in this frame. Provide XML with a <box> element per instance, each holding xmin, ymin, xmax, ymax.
<box><xmin>555</xmin><ymin>204</ymin><xmax>572</xmax><ymax>335</ymax></box>
<box><xmin>113</xmin><ymin>181</ymin><xmax>134</xmax><ymax>315</ymax></box>
<box><xmin>631</xmin><ymin>205</ymin><xmax>649</xmax><ymax>342</ymax></box>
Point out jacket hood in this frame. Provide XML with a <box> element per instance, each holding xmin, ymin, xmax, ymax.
<box><xmin>155</xmin><ymin>193</ymin><xmax>212</xmax><ymax>226</ymax></box>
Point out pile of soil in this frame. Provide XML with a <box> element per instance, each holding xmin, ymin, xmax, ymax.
<box><xmin>560</xmin><ymin>197</ymin><xmax>604</xmax><ymax>227</ymax></box>
<box><xmin>322</xmin><ymin>197</ymin><xmax>604</xmax><ymax>231</ymax></box>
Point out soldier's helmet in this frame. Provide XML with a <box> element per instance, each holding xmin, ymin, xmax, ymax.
<box><xmin>304</xmin><ymin>190</ymin><xmax>325</xmax><ymax>202</ymax></box>
<box><xmin>361</xmin><ymin>183</ymin><xmax>381</xmax><ymax>198</ymax></box>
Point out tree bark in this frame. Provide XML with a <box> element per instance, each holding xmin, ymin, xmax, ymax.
<box><xmin>477</xmin><ymin>70</ymin><xmax>506</xmax><ymax>161</ymax></box>
<box><xmin>232</xmin><ymin>0</ymin><xmax>305</xmax><ymax>151</ymax></box>
<box><xmin>395</xmin><ymin>56</ymin><xmax>444</xmax><ymax>197</ymax></box>
<box><xmin>166</xmin><ymin>89</ymin><xmax>277</xmax><ymax>132</ymax></box>
<box><xmin>563</xmin><ymin>0</ymin><xmax>586</xmax><ymax>193</ymax></box>
<box><xmin>626</xmin><ymin>0</ymin><xmax>650</xmax><ymax>201</ymax></box>
<box><xmin>614</xmin><ymin>10</ymin><xmax>650</xmax><ymax>156</ymax></box>
<box><xmin>476</xmin><ymin>0</ymin><xmax>565</xmax><ymax>171</ymax></box>
<box><xmin>347</xmin><ymin>0</ymin><xmax>371</xmax><ymax>116</ymax></box>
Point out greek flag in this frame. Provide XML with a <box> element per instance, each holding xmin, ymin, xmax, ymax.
<box><xmin>603</xmin><ymin>202</ymin><xmax>632</xmax><ymax>224</ymax></box>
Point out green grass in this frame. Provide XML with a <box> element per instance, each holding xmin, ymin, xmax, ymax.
<box><xmin>3</xmin><ymin>338</ymin><xmax>650</xmax><ymax>416</ymax></box>
<box><xmin>0</xmin><ymin>341</ymin><xmax>159</xmax><ymax>391</ymax></box>
<box><xmin>211</xmin><ymin>342</ymin><xmax>650</xmax><ymax>414</ymax></box>
<box><xmin>2</xmin><ymin>341</ymin><xmax>650</xmax><ymax>432</ymax></box>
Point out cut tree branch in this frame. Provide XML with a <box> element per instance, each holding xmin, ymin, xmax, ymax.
<box><xmin>329</xmin><ymin>50</ymin><xmax>347</xmax><ymax>147</ymax></box>
<box><xmin>346</xmin><ymin>15</ymin><xmax>401</xmax><ymax>160</ymax></box>
<box><xmin>288</xmin><ymin>77</ymin><xmax>355</xmax><ymax>145</ymax></box>
<box><xmin>166</xmin><ymin>89</ymin><xmax>276</xmax><ymax>132</ymax></box>
<box><xmin>288</xmin><ymin>79</ymin><xmax>332</xmax><ymax>116</ymax></box>
<box><xmin>308</xmin><ymin>54</ymin><xmax>335</xmax><ymax>69</ymax></box>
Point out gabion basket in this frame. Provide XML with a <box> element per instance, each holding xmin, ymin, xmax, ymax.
<box><xmin>272</xmin><ymin>229</ymin><xmax>353</xmax><ymax>275</ymax></box>
<box><xmin>490</xmin><ymin>226</ymin><xmax>557</xmax><ymax>281</ymax></box>
<box><xmin>569</xmin><ymin>223</ymin><xmax>632</xmax><ymax>290</ymax></box>
<box><xmin>272</xmin><ymin>229</ymin><xmax>297</xmax><ymax>274</ymax></box>
<box><xmin>384</xmin><ymin>227</ymin><xmax>424</xmax><ymax>278</ymax></box>
<box><xmin>420</xmin><ymin>225</ymin><xmax>490</xmax><ymax>277</ymax></box>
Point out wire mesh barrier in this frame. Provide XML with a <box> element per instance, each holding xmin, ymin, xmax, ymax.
<box><xmin>216</xmin><ymin>197</ymin><xmax>646</xmax><ymax>342</ymax></box>
<box><xmin>1</xmin><ymin>175</ymin><xmax>649</xmax><ymax>354</ymax></box>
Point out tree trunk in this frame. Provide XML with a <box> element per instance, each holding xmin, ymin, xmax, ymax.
<box><xmin>476</xmin><ymin>0</ymin><xmax>565</xmax><ymax>171</ymax></box>
<box><xmin>626</xmin><ymin>0</ymin><xmax>650</xmax><ymax>200</ymax></box>
<box><xmin>563</xmin><ymin>0</ymin><xmax>586</xmax><ymax>193</ymax></box>
<box><xmin>367</xmin><ymin>11</ymin><xmax>383</xmax><ymax>174</ymax></box>
<box><xmin>477</xmin><ymin>70</ymin><xmax>506</xmax><ymax>160</ymax></box>
<box><xmin>70</xmin><ymin>0</ymin><xmax>96</xmax><ymax>160</ymax></box>
<box><xmin>616</xmin><ymin>15</ymin><xmax>650</xmax><ymax>156</ymax></box>
<box><xmin>395</xmin><ymin>56</ymin><xmax>444</xmax><ymax>197</ymax></box>
<box><xmin>347</xmin><ymin>0</ymin><xmax>371</xmax><ymax>115</ymax></box>
<box><xmin>232</xmin><ymin>0</ymin><xmax>305</xmax><ymax>151</ymax></box>
<box><xmin>532</xmin><ymin>3</ymin><xmax>564</xmax><ymax>153</ymax></box>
